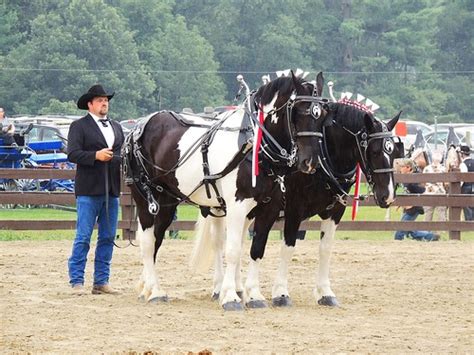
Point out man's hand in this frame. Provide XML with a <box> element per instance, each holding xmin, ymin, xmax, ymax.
<box><xmin>96</xmin><ymin>148</ymin><xmax>113</xmax><ymax>162</ymax></box>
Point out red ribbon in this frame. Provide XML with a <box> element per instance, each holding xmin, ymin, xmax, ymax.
<box><xmin>253</xmin><ymin>108</ymin><xmax>264</xmax><ymax>177</ymax></box>
<box><xmin>351</xmin><ymin>163</ymin><xmax>361</xmax><ymax>221</ymax></box>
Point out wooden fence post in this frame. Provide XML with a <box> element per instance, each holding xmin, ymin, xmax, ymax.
<box><xmin>448</xmin><ymin>180</ymin><xmax>462</xmax><ymax>240</ymax></box>
<box><xmin>120</xmin><ymin>186</ymin><xmax>136</xmax><ymax>240</ymax></box>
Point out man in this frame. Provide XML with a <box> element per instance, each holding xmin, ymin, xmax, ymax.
<box><xmin>459</xmin><ymin>145</ymin><xmax>473</xmax><ymax>221</ymax></box>
<box><xmin>394</xmin><ymin>158</ymin><xmax>440</xmax><ymax>241</ymax></box>
<box><xmin>67</xmin><ymin>85</ymin><xmax>124</xmax><ymax>295</ymax></box>
<box><xmin>0</xmin><ymin>107</ymin><xmax>16</xmax><ymax>146</ymax></box>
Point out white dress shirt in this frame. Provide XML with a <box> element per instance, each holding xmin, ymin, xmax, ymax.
<box><xmin>89</xmin><ymin>112</ymin><xmax>115</xmax><ymax>148</ymax></box>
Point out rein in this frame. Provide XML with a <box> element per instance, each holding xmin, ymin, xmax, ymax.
<box><xmin>123</xmin><ymin>110</ymin><xmax>254</xmax><ymax>217</ymax></box>
<box><xmin>317</xmin><ymin>118</ymin><xmax>398</xmax><ymax>203</ymax></box>
<box><xmin>251</xmin><ymin>92</ymin><xmax>325</xmax><ymax>168</ymax></box>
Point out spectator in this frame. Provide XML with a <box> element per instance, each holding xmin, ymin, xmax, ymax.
<box><xmin>394</xmin><ymin>158</ymin><xmax>440</xmax><ymax>241</ymax></box>
<box><xmin>459</xmin><ymin>145</ymin><xmax>473</xmax><ymax>221</ymax></box>
<box><xmin>168</xmin><ymin>211</ymin><xmax>179</xmax><ymax>239</ymax></box>
<box><xmin>423</xmin><ymin>152</ymin><xmax>447</xmax><ymax>224</ymax></box>
<box><xmin>0</xmin><ymin>107</ymin><xmax>16</xmax><ymax>146</ymax></box>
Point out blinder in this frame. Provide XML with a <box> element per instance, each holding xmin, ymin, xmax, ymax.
<box><xmin>356</xmin><ymin>128</ymin><xmax>403</xmax><ymax>184</ymax></box>
<box><xmin>286</xmin><ymin>93</ymin><xmax>327</xmax><ymax>139</ymax></box>
<box><xmin>393</xmin><ymin>137</ymin><xmax>405</xmax><ymax>159</ymax></box>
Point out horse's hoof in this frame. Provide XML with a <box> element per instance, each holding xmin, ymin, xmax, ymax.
<box><xmin>272</xmin><ymin>295</ymin><xmax>292</xmax><ymax>307</ymax></box>
<box><xmin>246</xmin><ymin>299</ymin><xmax>267</xmax><ymax>309</ymax></box>
<box><xmin>138</xmin><ymin>295</ymin><xmax>146</xmax><ymax>302</ymax></box>
<box><xmin>236</xmin><ymin>291</ymin><xmax>244</xmax><ymax>299</ymax></box>
<box><xmin>211</xmin><ymin>292</ymin><xmax>219</xmax><ymax>301</ymax></box>
<box><xmin>318</xmin><ymin>296</ymin><xmax>339</xmax><ymax>307</ymax></box>
<box><xmin>222</xmin><ymin>301</ymin><xmax>244</xmax><ymax>311</ymax></box>
<box><xmin>149</xmin><ymin>295</ymin><xmax>169</xmax><ymax>303</ymax></box>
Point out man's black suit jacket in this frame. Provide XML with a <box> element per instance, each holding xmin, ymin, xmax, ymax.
<box><xmin>67</xmin><ymin>114</ymin><xmax>124</xmax><ymax>197</ymax></box>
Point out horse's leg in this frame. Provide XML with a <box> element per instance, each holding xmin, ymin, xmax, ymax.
<box><xmin>314</xmin><ymin>211</ymin><xmax>343</xmax><ymax>307</ymax></box>
<box><xmin>133</xmin><ymin>199</ymin><xmax>155</xmax><ymax>301</ymax></box>
<box><xmin>210</xmin><ymin>216</ymin><xmax>225</xmax><ymax>300</ymax></box>
<box><xmin>245</xmin><ymin>203</ymin><xmax>280</xmax><ymax>308</ymax></box>
<box><xmin>271</xmin><ymin>212</ymin><xmax>301</xmax><ymax>307</ymax></box>
<box><xmin>220</xmin><ymin>200</ymin><xmax>255</xmax><ymax>311</ymax></box>
<box><xmin>147</xmin><ymin>206</ymin><xmax>177</xmax><ymax>303</ymax></box>
<box><xmin>137</xmin><ymin>218</ymin><xmax>157</xmax><ymax>301</ymax></box>
<box><xmin>138</xmin><ymin>204</ymin><xmax>176</xmax><ymax>303</ymax></box>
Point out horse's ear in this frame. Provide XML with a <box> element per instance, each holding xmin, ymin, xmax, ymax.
<box><xmin>364</xmin><ymin>113</ymin><xmax>375</xmax><ymax>131</ymax></box>
<box><xmin>316</xmin><ymin>72</ymin><xmax>324</xmax><ymax>96</ymax></box>
<box><xmin>386</xmin><ymin>111</ymin><xmax>402</xmax><ymax>131</ymax></box>
<box><xmin>291</xmin><ymin>70</ymin><xmax>304</xmax><ymax>93</ymax></box>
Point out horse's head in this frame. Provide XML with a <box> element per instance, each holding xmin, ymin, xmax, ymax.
<box><xmin>361</xmin><ymin>111</ymin><xmax>404</xmax><ymax>208</ymax></box>
<box><xmin>323</xmin><ymin>101</ymin><xmax>403</xmax><ymax>208</ymax></box>
<box><xmin>253</xmin><ymin>71</ymin><xmax>326</xmax><ymax>174</ymax></box>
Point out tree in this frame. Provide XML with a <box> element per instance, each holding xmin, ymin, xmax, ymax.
<box><xmin>1</xmin><ymin>0</ymin><xmax>155</xmax><ymax>118</ymax></box>
<box><xmin>434</xmin><ymin>0</ymin><xmax>474</xmax><ymax>122</ymax></box>
<box><xmin>113</xmin><ymin>0</ymin><xmax>226</xmax><ymax>111</ymax></box>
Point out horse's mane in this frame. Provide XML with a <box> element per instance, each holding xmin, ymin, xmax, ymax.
<box><xmin>256</xmin><ymin>76</ymin><xmax>307</xmax><ymax>106</ymax></box>
<box><xmin>327</xmin><ymin>101</ymin><xmax>373</xmax><ymax>132</ymax></box>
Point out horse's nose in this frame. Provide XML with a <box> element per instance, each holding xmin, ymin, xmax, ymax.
<box><xmin>303</xmin><ymin>158</ymin><xmax>317</xmax><ymax>174</ymax></box>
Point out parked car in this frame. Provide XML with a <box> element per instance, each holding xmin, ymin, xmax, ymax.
<box><xmin>10</xmin><ymin>116</ymin><xmax>77</xmax><ymax>152</ymax></box>
<box><xmin>397</xmin><ymin>120</ymin><xmax>433</xmax><ymax>150</ymax></box>
<box><xmin>424</xmin><ymin>127</ymin><xmax>474</xmax><ymax>156</ymax></box>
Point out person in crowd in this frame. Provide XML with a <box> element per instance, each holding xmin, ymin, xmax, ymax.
<box><xmin>67</xmin><ymin>85</ymin><xmax>124</xmax><ymax>295</ymax></box>
<box><xmin>423</xmin><ymin>152</ymin><xmax>447</xmax><ymax>224</ymax></box>
<box><xmin>0</xmin><ymin>107</ymin><xmax>16</xmax><ymax>146</ymax></box>
<box><xmin>168</xmin><ymin>211</ymin><xmax>179</xmax><ymax>239</ymax></box>
<box><xmin>459</xmin><ymin>145</ymin><xmax>473</xmax><ymax>221</ymax></box>
<box><xmin>394</xmin><ymin>158</ymin><xmax>440</xmax><ymax>241</ymax></box>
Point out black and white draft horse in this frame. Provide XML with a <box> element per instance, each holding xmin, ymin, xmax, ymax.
<box><xmin>192</xmin><ymin>88</ymin><xmax>404</xmax><ymax>308</ymax></box>
<box><xmin>124</xmin><ymin>72</ymin><xmax>326</xmax><ymax>310</ymax></box>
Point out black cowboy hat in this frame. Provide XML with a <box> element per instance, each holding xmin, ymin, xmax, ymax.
<box><xmin>77</xmin><ymin>84</ymin><xmax>114</xmax><ymax>110</ymax></box>
<box><xmin>460</xmin><ymin>145</ymin><xmax>471</xmax><ymax>155</ymax></box>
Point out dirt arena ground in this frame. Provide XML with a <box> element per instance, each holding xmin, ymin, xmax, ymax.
<box><xmin>1</xmin><ymin>239</ymin><xmax>472</xmax><ymax>354</ymax></box>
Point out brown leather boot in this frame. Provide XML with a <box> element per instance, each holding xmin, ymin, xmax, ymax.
<box><xmin>91</xmin><ymin>284</ymin><xmax>120</xmax><ymax>295</ymax></box>
<box><xmin>71</xmin><ymin>284</ymin><xmax>87</xmax><ymax>295</ymax></box>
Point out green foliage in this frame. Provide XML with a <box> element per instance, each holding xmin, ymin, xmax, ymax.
<box><xmin>0</xmin><ymin>0</ymin><xmax>471</xmax><ymax>122</ymax></box>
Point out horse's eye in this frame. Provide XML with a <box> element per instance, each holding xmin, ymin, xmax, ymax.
<box><xmin>371</xmin><ymin>149</ymin><xmax>382</xmax><ymax>157</ymax></box>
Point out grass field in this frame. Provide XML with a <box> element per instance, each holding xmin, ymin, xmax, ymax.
<box><xmin>0</xmin><ymin>205</ymin><xmax>472</xmax><ymax>241</ymax></box>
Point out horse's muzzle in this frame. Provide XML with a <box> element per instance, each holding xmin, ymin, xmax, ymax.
<box><xmin>300</xmin><ymin>158</ymin><xmax>318</xmax><ymax>174</ymax></box>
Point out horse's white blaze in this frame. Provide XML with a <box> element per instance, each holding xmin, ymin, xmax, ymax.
<box><xmin>137</xmin><ymin>221</ymin><xmax>166</xmax><ymax>301</ymax></box>
<box><xmin>315</xmin><ymin>219</ymin><xmax>337</xmax><ymax>300</ymax></box>
<box><xmin>272</xmin><ymin>242</ymin><xmax>295</xmax><ymax>299</ymax></box>
<box><xmin>384</xmin><ymin>152</ymin><xmax>395</xmax><ymax>204</ymax></box>
<box><xmin>263</xmin><ymin>93</ymin><xmax>278</xmax><ymax>124</ymax></box>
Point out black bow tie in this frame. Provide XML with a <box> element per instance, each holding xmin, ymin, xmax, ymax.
<box><xmin>98</xmin><ymin>118</ymin><xmax>110</xmax><ymax>127</ymax></box>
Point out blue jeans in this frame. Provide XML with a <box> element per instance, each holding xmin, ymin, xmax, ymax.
<box><xmin>68</xmin><ymin>195</ymin><xmax>119</xmax><ymax>286</ymax></box>
<box><xmin>394</xmin><ymin>211</ymin><xmax>437</xmax><ymax>241</ymax></box>
<box><xmin>461</xmin><ymin>185</ymin><xmax>473</xmax><ymax>221</ymax></box>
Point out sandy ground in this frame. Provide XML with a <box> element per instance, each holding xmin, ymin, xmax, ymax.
<box><xmin>0</xmin><ymin>238</ymin><xmax>473</xmax><ymax>354</ymax></box>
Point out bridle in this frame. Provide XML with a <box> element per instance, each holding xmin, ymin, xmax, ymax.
<box><xmin>318</xmin><ymin>113</ymin><xmax>404</xmax><ymax>202</ymax></box>
<box><xmin>343</xmin><ymin>125</ymin><xmax>402</xmax><ymax>185</ymax></box>
<box><xmin>251</xmin><ymin>88</ymin><xmax>327</xmax><ymax>168</ymax></box>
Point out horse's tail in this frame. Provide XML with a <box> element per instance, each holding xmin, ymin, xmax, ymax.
<box><xmin>189</xmin><ymin>214</ymin><xmax>215</xmax><ymax>273</ymax></box>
